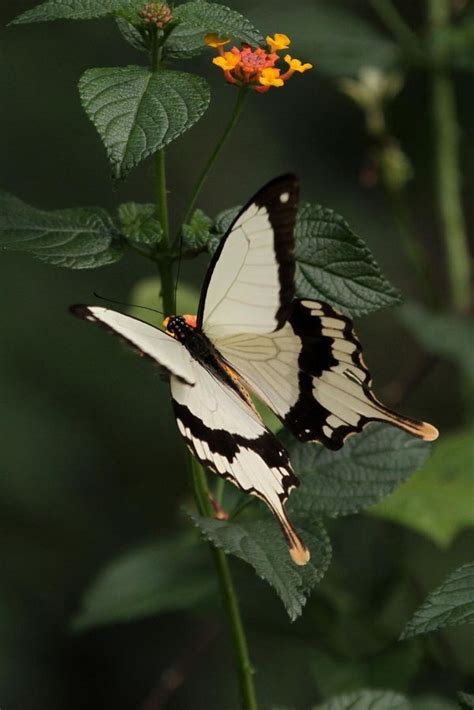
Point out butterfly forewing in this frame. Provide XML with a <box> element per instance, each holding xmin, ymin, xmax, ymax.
<box><xmin>198</xmin><ymin>174</ymin><xmax>299</xmax><ymax>340</ymax></box>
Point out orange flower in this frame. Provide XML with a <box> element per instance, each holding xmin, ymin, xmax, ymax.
<box><xmin>206</xmin><ymin>33</ymin><xmax>312</xmax><ymax>92</ymax></box>
<box><xmin>205</xmin><ymin>33</ymin><xmax>230</xmax><ymax>48</ymax></box>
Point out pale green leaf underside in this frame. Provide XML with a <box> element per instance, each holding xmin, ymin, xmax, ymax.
<box><xmin>79</xmin><ymin>66</ymin><xmax>210</xmax><ymax>178</ymax></box>
<box><xmin>312</xmin><ymin>689</ymin><xmax>410</xmax><ymax>710</ymax></box>
<box><xmin>372</xmin><ymin>428</ymin><xmax>474</xmax><ymax>548</ymax></box>
<box><xmin>400</xmin><ymin>562</ymin><xmax>474</xmax><ymax>639</ymax></box>
<box><xmin>72</xmin><ymin>537</ymin><xmax>213</xmax><ymax>631</ymax></box>
<box><xmin>0</xmin><ymin>191</ymin><xmax>122</xmax><ymax>268</ymax></box>
<box><xmin>282</xmin><ymin>423</ymin><xmax>430</xmax><ymax>519</ymax></box>
<box><xmin>11</xmin><ymin>0</ymin><xmax>143</xmax><ymax>24</ymax></box>
<box><xmin>190</xmin><ymin>511</ymin><xmax>331</xmax><ymax>621</ymax></box>
<box><xmin>295</xmin><ymin>203</ymin><xmax>401</xmax><ymax>316</ymax></box>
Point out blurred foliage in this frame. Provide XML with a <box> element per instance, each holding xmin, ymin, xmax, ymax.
<box><xmin>0</xmin><ymin>0</ymin><xmax>473</xmax><ymax>708</ymax></box>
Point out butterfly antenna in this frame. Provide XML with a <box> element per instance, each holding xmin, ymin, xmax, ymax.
<box><xmin>93</xmin><ymin>292</ymin><xmax>165</xmax><ymax>317</ymax></box>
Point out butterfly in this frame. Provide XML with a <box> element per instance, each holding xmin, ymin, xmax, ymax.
<box><xmin>71</xmin><ymin>175</ymin><xmax>438</xmax><ymax>566</ymax></box>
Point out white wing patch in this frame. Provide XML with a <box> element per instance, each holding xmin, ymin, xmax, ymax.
<box><xmin>216</xmin><ymin>325</ymin><xmax>301</xmax><ymax>417</ymax></box>
<box><xmin>202</xmin><ymin>204</ymin><xmax>283</xmax><ymax>339</ymax></box>
<box><xmin>199</xmin><ymin>175</ymin><xmax>298</xmax><ymax>340</ymax></box>
<box><xmin>71</xmin><ymin>306</ymin><xmax>196</xmax><ymax>385</ymax></box>
<box><xmin>215</xmin><ymin>299</ymin><xmax>439</xmax><ymax>449</ymax></box>
<box><xmin>171</xmin><ymin>365</ymin><xmax>310</xmax><ymax>565</ymax></box>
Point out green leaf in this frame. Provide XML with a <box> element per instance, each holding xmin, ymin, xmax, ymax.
<box><xmin>312</xmin><ymin>689</ymin><xmax>410</xmax><ymax>710</ymax></box>
<box><xmin>118</xmin><ymin>202</ymin><xmax>163</xmax><ymax>251</ymax></box>
<box><xmin>181</xmin><ymin>209</ymin><xmax>212</xmax><ymax>254</ymax></box>
<box><xmin>208</xmin><ymin>202</ymin><xmax>400</xmax><ymax>316</ymax></box>
<box><xmin>399</xmin><ymin>303</ymin><xmax>474</xmax><ymax>383</ymax></box>
<box><xmin>190</xmin><ymin>511</ymin><xmax>331</xmax><ymax>621</ymax></box>
<box><xmin>79</xmin><ymin>66</ymin><xmax>210</xmax><ymax>178</ymax></box>
<box><xmin>115</xmin><ymin>17</ymin><xmax>149</xmax><ymax>53</ymax></box>
<box><xmin>458</xmin><ymin>692</ymin><xmax>474</xmax><ymax>709</ymax></box>
<box><xmin>72</xmin><ymin>536</ymin><xmax>213</xmax><ymax>631</ymax></box>
<box><xmin>0</xmin><ymin>191</ymin><xmax>123</xmax><ymax>268</ymax></box>
<box><xmin>412</xmin><ymin>696</ymin><xmax>457</xmax><ymax>710</ymax></box>
<box><xmin>250</xmin><ymin>5</ymin><xmax>398</xmax><ymax>77</ymax></box>
<box><xmin>445</xmin><ymin>18</ymin><xmax>474</xmax><ymax>72</ymax></box>
<box><xmin>295</xmin><ymin>203</ymin><xmax>401</xmax><ymax>316</ymax></box>
<box><xmin>281</xmin><ymin>423</ymin><xmax>430</xmax><ymax>518</ymax></box>
<box><xmin>207</xmin><ymin>205</ymin><xmax>241</xmax><ymax>253</ymax></box>
<box><xmin>400</xmin><ymin>562</ymin><xmax>474</xmax><ymax>640</ymax></box>
<box><xmin>166</xmin><ymin>1</ymin><xmax>264</xmax><ymax>58</ymax></box>
<box><xmin>10</xmin><ymin>0</ymin><xmax>144</xmax><ymax>24</ymax></box>
<box><xmin>372</xmin><ymin>428</ymin><xmax>474</xmax><ymax>548</ymax></box>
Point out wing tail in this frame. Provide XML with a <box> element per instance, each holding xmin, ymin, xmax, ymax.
<box><xmin>270</xmin><ymin>502</ymin><xmax>310</xmax><ymax>566</ymax></box>
<box><xmin>368</xmin><ymin>397</ymin><xmax>439</xmax><ymax>442</ymax></box>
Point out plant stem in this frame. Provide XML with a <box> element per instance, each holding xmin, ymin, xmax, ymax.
<box><xmin>370</xmin><ymin>0</ymin><xmax>423</xmax><ymax>60</ymax></box>
<box><xmin>429</xmin><ymin>0</ymin><xmax>470</xmax><ymax>313</ymax></box>
<box><xmin>190</xmin><ymin>457</ymin><xmax>258</xmax><ymax>710</ymax></box>
<box><xmin>177</xmin><ymin>87</ymin><xmax>248</xmax><ymax>236</ymax></box>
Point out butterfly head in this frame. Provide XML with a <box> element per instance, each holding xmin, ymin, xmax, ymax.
<box><xmin>163</xmin><ymin>314</ymin><xmax>197</xmax><ymax>341</ymax></box>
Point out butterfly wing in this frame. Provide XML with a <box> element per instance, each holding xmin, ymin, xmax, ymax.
<box><xmin>171</xmin><ymin>366</ymin><xmax>309</xmax><ymax>565</ymax></box>
<box><xmin>71</xmin><ymin>306</ymin><xmax>196</xmax><ymax>384</ymax></box>
<box><xmin>198</xmin><ymin>174</ymin><xmax>299</xmax><ymax>340</ymax></box>
<box><xmin>216</xmin><ymin>299</ymin><xmax>439</xmax><ymax>449</ymax></box>
<box><xmin>71</xmin><ymin>305</ymin><xmax>309</xmax><ymax>565</ymax></box>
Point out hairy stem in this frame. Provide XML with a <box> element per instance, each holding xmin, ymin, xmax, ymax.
<box><xmin>190</xmin><ymin>458</ymin><xmax>258</xmax><ymax>710</ymax></box>
<box><xmin>177</xmin><ymin>87</ymin><xmax>248</xmax><ymax>238</ymax></box>
<box><xmin>151</xmin><ymin>48</ymin><xmax>257</xmax><ymax>704</ymax></box>
<box><xmin>430</xmin><ymin>0</ymin><xmax>470</xmax><ymax>313</ymax></box>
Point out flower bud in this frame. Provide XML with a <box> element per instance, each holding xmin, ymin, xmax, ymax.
<box><xmin>140</xmin><ymin>2</ymin><xmax>173</xmax><ymax>29</ymax></box>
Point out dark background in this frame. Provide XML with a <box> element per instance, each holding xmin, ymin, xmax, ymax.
<box><xmin>0</xmin><ymin>1</ymin><xmax>472</xmax><ymax>708</ymax></box>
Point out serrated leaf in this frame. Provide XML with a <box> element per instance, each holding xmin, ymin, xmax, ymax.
<box><xmin>281</xmin><ymin>423</ymin><xmax>430</xmax><ymax>518</ymax></box>
<box><xmin>207</xmin><ymin>205</ymin><xmax>241</xmax><ymax>254</ymax></box>
<box><xmin>207</xmin><ymin>202</ymin><xmax>400</xmax><ymax>316</ymax></box>
<box><xmin>11</xmin><ymin>0</ymin><xmax>144</xmax><ymax>24</ymax></box>
<box><xmin>295</xmin><ymin>203</ymin><xmax>401</xmax><ymax>316</ymax></box>
<box><xmin>190</xmin><ymin>511</ymin><xmax>331</xmax><ymax>621</ymax></box>
<box><xmin>166</xmin><ymin>1</ymin><xmax>263</xmax><ymax>58</ymax></box>
<box><xmin>79</xmin><ymin>66</ymin><xmax>210</xmax><ymax>178</ymax></box>
<box><xmin>72</xmin><ymin>536</ymin><xmax>213</xmax><ymax>631</ymax></box>
<box><xmin>400</xmin><ymin>562</ymin><xmax>474</xmax><ymax>640</ymax></box>
<box><xmin>118</xmin><ymin>202</ymin><xmax>163</xmax><ymax>250</ymax></box>
<box><xmin>372</xmin><ymin>428</ymin><xmax>474</xmax><ymax>548</ymax></box>
<box><xmin>115</xmin><ymin>17</ymin><xmax>149</xmax><ymax>53</ymax></box>
<box><xmin>312</xmin><ymin>689</ymin><xmax>410</xmax><ymax>710</ymax></box>
<box><xmin>0</xmin><ymin>191</ymin><xmax>123</xmax><ymax>268</ymax></box>
<box><xmin>181</xmin><ymin>209</ymin><xmax>212</xmax><ymax>253</ymax></box>
<box><xmin>458</xmin><ymin>692</ymin><xmax>474</xmax><ymax>709</ymax></box>
<box><xmin>399</xmin><ymin>303</ymin><xmax>474</xmax><ymax>383</ymax></box>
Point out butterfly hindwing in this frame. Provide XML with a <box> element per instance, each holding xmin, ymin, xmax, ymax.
<box><xmin>216</xmin><ymin>299</ymin><xmax>438</xmax><ymax>449</ymax></box>
<box><xmin>198</xmin><ymin>174</ymin><xmax>299</xmax><ymax>340</ymax></box>
<box><xmin>171</xmin><ymin>365</ymin><xmax>309</xmax><ymax>565</ymax></box>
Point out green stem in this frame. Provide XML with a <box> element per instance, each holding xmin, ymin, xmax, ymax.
<box><xmin>370</xmin><ymin>0</ymin><xmax>423</xmax><ymax>61</ymax></box>
<box><xmin>191</xmin><ymin>458</ymin><xmax>258</xmax><ymax>710</ymax></box>
<box><xmin>430</xmin><ymin>0</ymin><xmax>471</xmax><ymax>313</ymax></box>
<box><xmin>177</xmin><ymin>87</ymin><xmax>248</xmax><ymax>236</ymax></box>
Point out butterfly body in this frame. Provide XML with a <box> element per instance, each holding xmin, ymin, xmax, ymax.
<box><xmin>71</xmin><ymin>174</ymin><xmax>438</xmax><ymax>566</ymax></box>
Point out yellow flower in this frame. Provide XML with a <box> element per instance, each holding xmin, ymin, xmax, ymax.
<box><xmin>205</xmin><ymin>33</ymin><xmax>230</xmax><ymax>48</ymax></box>
<box><xmin>259</xmin><ymin>67</ymin><xmax>284</xmax><ymax>88</ymax></box>
<box><xmin>213</xmin><ymin>52</ymin><xmax>240</xmax><ymax>71</ymax></box>
<box><xmin>284</xmin><ymin>55</ymin><xmax>312</xmax><ymax>73</ymax></box>
<box><xmin>266</xmin><ymin>33</ymin><xmax>290</xmax><ymax>52</ymax></box>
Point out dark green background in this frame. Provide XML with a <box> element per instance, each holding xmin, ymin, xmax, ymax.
<box><xmin>0</xmin><ymin>1</ymin><xmax>472</xmax><ymax>708</ymax></box>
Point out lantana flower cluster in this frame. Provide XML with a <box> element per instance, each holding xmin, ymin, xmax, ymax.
<box><xmin>205</xmin><ymin>33</ymin><xmax>312</xmax><ymax>92</ymax></box>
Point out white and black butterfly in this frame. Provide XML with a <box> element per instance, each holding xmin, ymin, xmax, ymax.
<box><xmin>71</xmin><ymin>175</ymin><xmax>438</xmax><ymax>566</ymax></box>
